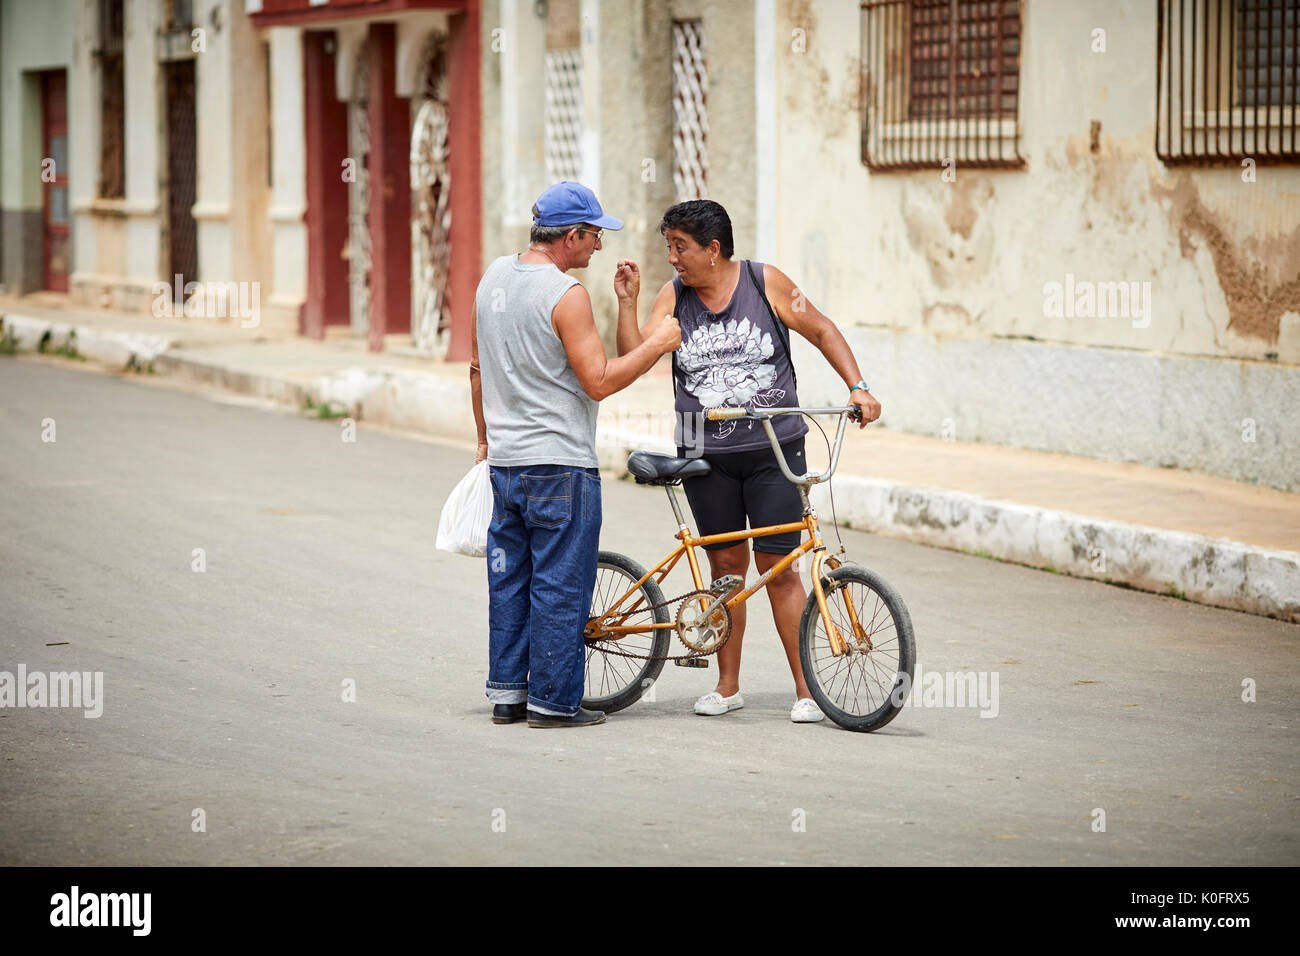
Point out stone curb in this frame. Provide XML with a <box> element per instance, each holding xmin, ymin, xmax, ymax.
<box><xmin>806</xmin><ymin>477</ymin><xmax>1300</xmax><ymax>624</ymax></box>
<box><xmin>2</xmin><ymin>312</ymin><xmax>173</xmax><ymax>368</ymax></box>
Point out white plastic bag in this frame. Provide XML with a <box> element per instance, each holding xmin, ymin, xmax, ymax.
<box><xmin>436</xmin><ymin>461</ymin><xmax>493</xmax><ymax>557</ymax></box>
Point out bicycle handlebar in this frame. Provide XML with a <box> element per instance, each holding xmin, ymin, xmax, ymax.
<box><xmin>704</xmin><ymin>407</ymin><xmax>748</xmax><ymax>421</ymax></box>
<box><xmin>705</xmin><ymin>406</ymin><xmax>862</xmax><ymax>422</ymax></box>
<box><xmin>702</xmin><ymin>405</ymin><xmax>861</xmax><ymax>487</ymax></box>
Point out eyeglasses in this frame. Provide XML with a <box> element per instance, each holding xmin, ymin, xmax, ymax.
<box><xmin>577</xmin><ymin>225</ymin><xmax>603</xmax><ymax>242</ymax></box>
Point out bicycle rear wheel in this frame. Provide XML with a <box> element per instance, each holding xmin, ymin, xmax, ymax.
<box><xmin>582</xmin><ymin>551</ymin><xmax>671</xmax><ymax>714</ymax></box>
<box><xmin>798</xmin><ymin>565</ymin><xmax>915</xmax><ymax>732</ymax></box>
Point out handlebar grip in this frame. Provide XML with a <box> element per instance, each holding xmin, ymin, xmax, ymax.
<box><xmin>849</xmin><ymin>405</ymin><xmax>863</xmax><ymax>423</ymax></box>
<box><xmin>705</xmin><ymin>407</ymin><xmax>747</xmax><ymax>421</ymax></box>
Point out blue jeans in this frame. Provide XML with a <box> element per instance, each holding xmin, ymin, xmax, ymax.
<box><xmin>485</xmin><ymin>464</ymin><xmax>602</xmax><ymax>716</ymax></box>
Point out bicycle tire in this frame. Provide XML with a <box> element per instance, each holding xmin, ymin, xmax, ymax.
<box><xmin>798</xmin><ymin>564</ymin><xmax>916</xmax><ymax>732</ymax></box>
<box><xmin>582</xmin><ymin>550</ymin><xmax>671</xmax><ymax>714</ymax></box>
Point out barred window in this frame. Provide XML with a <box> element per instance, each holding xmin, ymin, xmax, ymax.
<box><xmin>672</xmin><ymin>19</ymin><xmax>708</xmax><ymax>200</ymax></box>
<box><xmin>96</xmin><ymin>0</ymin><xmax>125</xmax><ymax>199</ymax></box>
<box><xmin>861</xmin><ymin>0</ymin><xmax>1024</xmax><ymax>171</ymax></box>
<box><xmin>1157</xmin><ymin>0</ymin><xmax>1298</xmax><ymax>164</ymax></box>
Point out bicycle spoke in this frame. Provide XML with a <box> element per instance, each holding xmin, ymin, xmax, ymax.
<box><xmin>808</xmin><ymin>575</ymin><xmax>909</xmax><ymax>720</ymax></box>
<box><xmin>583</xmin><ymin>558</ymin><xmax>669</xmax><ymax>710</ymax></box>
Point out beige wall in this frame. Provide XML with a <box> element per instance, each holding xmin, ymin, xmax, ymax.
<box><xmin>1</xmin><ymin>0</ymin><xmax>75</xmax><ymax>211</ymax></box>
<box><xmin>67</xmin><ymin>0</ymin><xmax>281</xmax><ymax>318</ymax></box>
<box><xmin>579</xmin><ymin>0</ymin><xmax>675</xmax><ymax>346</ymax></box>
<box><xmin>67</xmin><ymin>0</ymin><xmax>164</xmax><ymax>309</ymax></box>
<box><xmin>0</xmin><ymin>0</ymin><xmax>76</xmax><ymax>292</ymax></box>
<box><xmin>769</xmin><ymin>0</ymin><xmax>1300</xmax><ymax>363</ymax></box>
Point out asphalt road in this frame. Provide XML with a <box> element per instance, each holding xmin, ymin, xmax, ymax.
<box><xmin>1</xmin><ymin>356</ymin><xmax>1296</xmax><ymax>865</ymax></box>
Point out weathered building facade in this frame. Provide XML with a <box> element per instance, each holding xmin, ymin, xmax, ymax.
<box><xmin>3</xmin><ymin>0</ymin><xmax>1296</xmax><ymax>489</ymax></box>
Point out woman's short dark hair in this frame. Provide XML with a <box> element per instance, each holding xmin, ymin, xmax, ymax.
<box><xmin>659</xmin><ymin>200</ymin><xmax>734</xmax><ymax>259</ymax></box>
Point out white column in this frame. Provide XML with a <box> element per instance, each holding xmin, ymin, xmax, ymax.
<box><xmin>68</xmin><ymin>0</ymin><xmax>100</xmax><ymax>296</ymax></box>
<box><xmin>194</xmin><ymin>0</ymin><xmax>234</xmax><ymax>285</ymax></box>
<box><xmin>122</xmin><ymin>0</ymin><xmax>162</xmax><ymax>296</ymax></box>
<box><xmin>267</xmin><ymin>25</ymin><xmax>306</xmax><ymax>320</ymax></box>
<box><xmin>228</xmin><ymin>4</ymin><xmax>271</xmax><ymax>294</ymax></box>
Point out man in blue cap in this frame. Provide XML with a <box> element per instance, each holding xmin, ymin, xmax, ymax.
<box><xmin>470</xmin><ymin>182</ymin><xmax>681</xmax><ymax>727</ymax></box>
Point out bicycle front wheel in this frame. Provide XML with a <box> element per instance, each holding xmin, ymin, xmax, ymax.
<box><xmin>798</xmin><ymin>565</ymin><xmax>915</xmax><ymax>732</ymax></box>
<box><xmin>582</xmin><ymin>550</ymin><xmax>671</xmax><ymax>714</ymax></box>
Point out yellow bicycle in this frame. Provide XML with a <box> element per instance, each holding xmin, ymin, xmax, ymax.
<box><xmin>583</xmin><ymin>405</ymin><xmax>916</xmax><ymax>731</ymax></box>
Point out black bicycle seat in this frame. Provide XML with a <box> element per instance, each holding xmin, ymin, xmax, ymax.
<box><xmin>626</xmin><ymin>451</ymin><xmax>712</xmax><ymax>485</ymax></box>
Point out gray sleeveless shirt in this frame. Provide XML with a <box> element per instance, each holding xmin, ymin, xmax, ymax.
<box><xmin>475</xmin><ymin>254</ymin><xmax>597</xmax><ymax>467</ymax></box>
<box><xmin>672</xmin><ymin>260</ymin><xmax>808</xmax><ymax>455</ymax></box>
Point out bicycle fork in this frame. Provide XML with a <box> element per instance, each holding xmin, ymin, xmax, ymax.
<box><xmin>804</xmin><ymin>501</ymin><xmax>870</xmax><ymax>658</ymax></box>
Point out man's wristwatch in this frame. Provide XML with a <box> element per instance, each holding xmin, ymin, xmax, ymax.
<box><xmin>849</xmin><ymin>380</ymin><xmax>870</xmax><ymax>394</ymax></box>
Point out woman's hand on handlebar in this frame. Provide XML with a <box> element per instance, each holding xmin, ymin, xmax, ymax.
<box><xmin>849</xmin><ymin>389</ymin><xmax>881</xmax><ymax>429</ymax></box>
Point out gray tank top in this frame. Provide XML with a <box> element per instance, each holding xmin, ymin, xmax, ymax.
<box><xmin>475</xmin><ymin>254</ymin><xmax>598</xmax><ymax>468</ymax></box>
<box><xmin>672</xmin><ymin>260</ymin><xmax>807</xmax><ymax>455</ymax></box>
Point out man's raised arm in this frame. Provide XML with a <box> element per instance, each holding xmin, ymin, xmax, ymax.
<box><xmin>555</xmin><ymin>285</ymin><xmax>680</xmax><ymax>401</ymax></box>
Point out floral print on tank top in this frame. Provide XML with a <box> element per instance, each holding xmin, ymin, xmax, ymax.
<box><xmin>675</xmin><ymin>316</ymin><xmax>788</xmax><ymax>439</ymax></box>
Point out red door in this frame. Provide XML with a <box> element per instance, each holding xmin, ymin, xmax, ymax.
<box><xmin>41</xmin><ymin>70</ymin><xmax>70</xmax><ymax>292</ymax></box>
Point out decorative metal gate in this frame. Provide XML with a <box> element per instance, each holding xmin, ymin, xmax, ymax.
<box><xmin>346</xmin><ymin>52</ymin><xmax>372</xmax><ymax>335</ymax></box>
<box><xmin>672</xmin><ymin>20</ymin><xmax>708</xmax><ymax>201</ymax></box>
<box><xmin>410</xmin><ymin>33</ymin><xmax>452</xmax><ymax>356</ymax></box>
<box><xmin>545</xmin><ymin>48</ymin><xmax>583</xmax><ymax>183</ymax></box>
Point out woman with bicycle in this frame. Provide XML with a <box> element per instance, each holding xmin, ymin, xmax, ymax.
<box><xmin>613</xmin><ymin>199</ymin><xmax>881</xmax><ymax>723</ymax></box>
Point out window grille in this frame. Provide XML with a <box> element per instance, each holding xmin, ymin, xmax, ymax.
<box><xmin>544</xmin><ymin>49</ymin><xmax>583</xmax><ymax>183</ymax></box>
<box><xmin>861</xmin><ymin>0</ymin><xmax>1024</xmax><ymax>170</ymax></box>
<box><xmin>1156</xmin><ymin>0</ymin><xmax>1298</xmax><ymax>164</ymax></box>
<box><xmin>672</xmin><ymin>19</ymin><xmax>708</xmax><ymax>200</ymax></box>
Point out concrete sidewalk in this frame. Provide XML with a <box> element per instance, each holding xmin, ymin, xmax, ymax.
<box><xmin>3</xmin><ymin>295</ymin><xmax>1297</xmax><ymax>623</ymax></box>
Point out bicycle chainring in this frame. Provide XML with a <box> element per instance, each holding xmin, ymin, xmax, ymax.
<box><xmin>585</xmin><ymin>588</ymin><xmax>732</xmax><ymax>662</ymax></box>
<box><xmin>675</xmin><ymin>596</ymin><xmax>732</xmax><ymax>654</ymax></box>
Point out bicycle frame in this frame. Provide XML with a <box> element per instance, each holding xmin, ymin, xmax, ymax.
<box><xmin>588</xmin><ymin>406</ymin><xmax>869</xmax><ymax>657</ymax></box>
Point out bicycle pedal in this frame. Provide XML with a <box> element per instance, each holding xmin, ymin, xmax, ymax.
<box><xmin>709</xmin><ymin>574</ymin><xmax>744</xmax><ymax>596</ymax></box>
<box><xmin>674</xmin><ymin>657</ymin><xmax>709</xmax><ymax>668</ymax></box>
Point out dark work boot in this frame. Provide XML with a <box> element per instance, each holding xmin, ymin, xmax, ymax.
<box><xmin>527</xmin><ymin>707</ymin><xmax>607</xmax><ymax>728</ymax></box>
<box><xmin>492</xmin><ymin>703</ymin><xmax>528</xmax><ymax>724</ymax></box>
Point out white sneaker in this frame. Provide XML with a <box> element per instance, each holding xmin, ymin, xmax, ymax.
<box><xmin>694</xmin><ymin>691</ymin><xmax>745</xmax><ymax>716</ymax></box>
<box><xmin>790</xmin><ymin>698</ymin><xmax>825</xmax><ymax>723</ymax></box>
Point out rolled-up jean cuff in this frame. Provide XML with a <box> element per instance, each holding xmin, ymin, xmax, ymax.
<box><xmin>528</xmin><ymin>694</ymin><xmax>577</xmax><ymax>717</ymax></box>
<box><xmin>486</xmin><ymin>684</ymin><xmax>527</xmax><ymax>704</ymax></box>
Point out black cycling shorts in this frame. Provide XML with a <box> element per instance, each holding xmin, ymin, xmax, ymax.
<box><xmin>680</xmin><ymin>437</ymin><xmax>806</xmax><ymax>555</ymax></box>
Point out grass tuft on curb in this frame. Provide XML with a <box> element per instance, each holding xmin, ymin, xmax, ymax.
<box><xmin>36</xmin><ymin>328</ymin><xmax>85</xmax><ymax>361</ymax></box>
<box><xmin>302</xmin><ymin>395</ymin><xmax>349</xmax><ymax>420</ymax></box>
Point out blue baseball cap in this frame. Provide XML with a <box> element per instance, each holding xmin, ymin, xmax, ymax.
<box><xmin>533</xmin><ymin>181</ymin><xmax>624</xmax><ymax>230</ymax></box>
